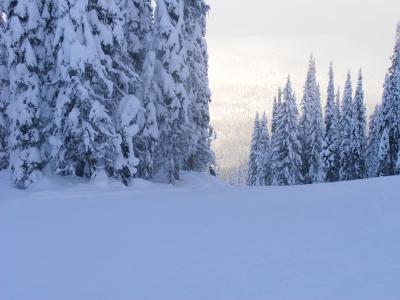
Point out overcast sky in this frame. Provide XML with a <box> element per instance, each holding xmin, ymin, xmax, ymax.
<box><xmin>206</xmin><ymin>0</ymin><xmax>400</xmax><ymax>110</ymax></box>
<box><xmin>207</xmin><ymin>0</ymin><xmax>399</xmax><ymax>39</ymax></box>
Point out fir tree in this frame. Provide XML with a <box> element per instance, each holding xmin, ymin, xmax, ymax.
<box><xmin>258</xmin><ymin>112</ymin><xmax>271</xmax><ymax>186</ymax></box>
<box><xmin>271</xmin><ymin>96</ymin><xmax>278</xmax><ymax>136</ymax></box>
<box><xmin>367</xmin><ymin>104</ymin><xmax>384</xmax><ymax>178</ymax></box>
<box><xmin>339</xmin><ymin>72</ymin><xmax>356</xmax><ymax>181</ymax></box>
<box><xmin>322</xmin><ymin>63</ymin><xmax>340</xmax><ymax>182</ymax></box>
<box><xmin>5</xmin><ymin>0</ymin><xmax>45</xmax><ymax>187</ymax></box>
<box><xmin>109</xmin><ymin>0</ymin><xmax>158</xmax><ymax>183</ymax></box>
<box><xmin>247</xmin><ymin>113</ymin><xmax>260</xmax><ymax>186</ymax></box>
<box><xmin>272</xmin><ymin>78</ymin><xmax>302</xmax><ymax>186</ymax></box>
<box><xmin>378</xmin><ymin>23</ymin><xmax>400</xmax><ymax>176</ymax></box>
<box><xmin>153</xmin><ymin>0</ymin><xmax>190</xmax><ymax>183</ymax></box>
<box><xmin>183</xmin><ymin>0</ymin><xmax>214</xmax><ymax>172</ymax></box>
<box><xmin>51</xmin><ymin>0</ymin><xmax>120</xmax><ymax>179</ymax></box>
<box><xmin>335</xmin><ymin>88</ymin><xmax>341</xmax><ymax>131</ymax></box>
<box><xmin>119</xmin><ymin>0</ymin><xmax>158</xmax><ymax>180</ymax></box>
<box><xmin>352</xmin><ymin>69</ymin><xmax>367</xmax><ymax>179</ymax></box>
<box><xmin>299</xmin><ymin>56</ymin><xmax>324</xmax><ymax>184</ymax></box>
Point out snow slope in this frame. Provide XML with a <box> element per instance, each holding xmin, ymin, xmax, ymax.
<box><xmin>1</xmin><ymin>171</ymin><xmax>400</xmax><ymax>300</ymax></box>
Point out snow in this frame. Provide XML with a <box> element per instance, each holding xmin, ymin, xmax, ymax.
<box><xmin>1</xmin><ymin>172</ymin><xmax>400</xmax><ymax>300</ymax></box>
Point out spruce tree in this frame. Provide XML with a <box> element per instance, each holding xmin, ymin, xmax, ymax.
<box><xmin>270</xmin><ymin>89</ymin><xmax>283</xmax><ymax>180</ymax></box>
<box><xmin>270</xmin><ymin>91</ymin><xmax>283</xmax><ymax>185</ymax></box>
<box><xmin>6</xmin><ymin>0</ymin><xmax>45</xmax><ymax>187</ymax></box>
<box><xmin>247</xmin><ymin>113</ymin><xmax>260</xmax><ymax>186</ymax></box>
<box><xmin>272</xmin><ymin>78</ymin><xmax>302</xmax><ymax>186</ymax></box>
<box><xmin>51</xmin><ymin>0</ymin><xmax>120</xmax><ymax>180</ymax></box>
<box><xmin>153</xmin><ymin>0</ymin><xmax>190</xmax><ymax>183</ymax></box>
<box><xmin>299</xmin><ymin>56</ymin><xmax>324</xmax><ymax>184</ymax></box>
<box><xmin>0</xmin><ymin>12</ymin><xmax>9</xmax><ymax>170</ymax></box>
<box><xmin>258</xmin><ymin>113</ymin><xmax>271</xmax><ymax>186</ymax></box>
<box><xmin>120</xmin><ymin>0</ymin><xmax>158</xmax><ymax>179</ymax></box>
<box><xmin>335</xmin><ymin>88</ymin><xmax>341</xmax><ymax>131</ymax></box>
<box><xmin>184</xmin><ymin>0</ymin><xmax>214</xmax><ymax>172</ymax></box>
<box><xmin>271</xmin><ymin>96</ymin><xmax>278</xmax><ymax>136</ymax></box>
<box><xmin>339</xmin><ymin>72</ymin><xmax>356</xmax><ymax>181</ymax></box>
<box><xmin>322</xmin><ymin>63</ymin><xmax>340</xmax><ymax>182</ymax></box>
<box><xmin>367</xmin><ymin>104</ymin><xmax>384</xmax><ymax>178</ymax></box>
<box><xmin>352</xmin><ymin>69</ymin><xmax>367</xmax><ymax>179</ymax></box>
<box><xmin>378</xmin><ymin>23</ymin><xmax>400</xmax><ymax>176</ymax></box>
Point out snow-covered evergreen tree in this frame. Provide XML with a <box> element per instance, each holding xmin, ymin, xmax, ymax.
<box><xmin>270</xmin><ymin>92</ymin><xmax>282</xmax><ymax>185</ymax></box>
<box><xmin>322</xmin><ymin>63</ymin><xmax>340</xmax><ymax>182</ymax></box>
<box><xmin>247</xmin><ymin>112</ymin><xmax>271</xmax><ymax>186</ymax></box>
<box><xmin>339</xmin><ymin>72</ymin><xmax>356</xmax><ymax>181</ymax></box>
<box><xmin>352</xmin><ymin>69</ymin><xmax>367</xmax><ymax>179</ymax></box>
<box><xmin>5</xmin><ymin>0</ymin><xmax>46</xmax><ymax>187</ymax></box>
<box><xmin>335</xmin><ymin>88</ymin><xmax>341</xmax><ymax>130</ymax></box>
<box><xmin>258</xmin><ymin>112</ymin><xmax>271</xmax><ymax>186</ymax></box>
<box><xmin>377</xmin><ymin>23</ymin><xmax>400</xmax><ymax>176</ymax></box>
<box><xmin>50</xmin><ymin>0</ymin><xmax>122</xmax><ymax>180</ymax></box>
<box><xmin>270</xmin><ymin>89</ymin><xmax>283</xmax><ymax>176</ymax></box>
<box><xmin>153</xmin><ymin>0</ymin><xmax>190</xmax><ymax>183</ymax></box>
<box><xmin>271</xmin><ymin>96</ymin><xmax>278</xmax><ymax>137</ymax></box>
<box><xmin>119</xmin><ymin>0</ymin><xmax>158</xmax><ymax>179</ymax></box>
<box><xmin>272</xmin><ymin>78</ymin><xmax>302</xmax><ymax>186</ymax></box>
<box><xmin>0</xmin><ymin>11</ymin><xmax>9</xmax><ymax>170</ymax></box>
<box><xmin>183</xmin><ymin>0</ymin><xmax>214</xmax><ymax>172</ymax></box>
<box><xmin>367</xmin><ymin>104</ymin><xmax>384</xmax><ymax>178</ymax></box>
<box><xmin>299</xmin><ymin>56</ymin><xmax>324</xmax><ymax>184</ymax></box>
<box><xmin>247</xmin><ymin>113</ymin><xmax>260</xmax><ymax>186</ymax></box>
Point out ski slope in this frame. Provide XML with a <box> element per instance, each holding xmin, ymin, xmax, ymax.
<box><xmin>1</xmin><ymin>171</ymin><xmax>400</xmax><ymax>300</ymax></box>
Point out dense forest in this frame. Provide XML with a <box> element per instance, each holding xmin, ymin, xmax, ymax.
<box><xmin>0</xmin><ymin>0</ymin><xmax>214</xmax><ymax>188</ymax></box>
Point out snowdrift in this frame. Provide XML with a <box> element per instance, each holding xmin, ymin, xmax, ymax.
<box><xmin>1</xmin><ymin>171</ymin><xmax>400</xmax><ymax>300</ymax></box>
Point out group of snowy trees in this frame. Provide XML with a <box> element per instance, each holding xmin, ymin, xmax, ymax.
<box><xmin>247</xmin><ymin>24</ymin><xmax>400</xmax><ymax>186</ymax></box>
<box><xmin>0</xmin><ymin>0</ymin><xmax>213</xmax><ymax>188</ymax></box>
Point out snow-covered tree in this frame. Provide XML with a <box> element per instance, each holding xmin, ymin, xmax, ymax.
<box><xmin>247</xmin><ymin>113</ymin><xmax>260</xmax><ymax>186</ymax></box>
<box><xmin>153</xmin><ymin>0</ymin><xmax>190</xmax><ymax>183</ymax></box>
<box><xmin>299</xmin><ymin>56</ymin><xmax>324</xmax><ymax>184</ymax></box>
<box><xmin>102</xmin><ymin>0</ymin><xmax>157</xmax><ymax>183</ymax></box>
<box><xmin>271</xmin><ymin>96</ymin><xmax>278</xmax><ymax>137</ymax></box>
<box><xmin>0</xmin><ymin>11</ymin><xmax>9</xmax><ymax>170</ymax></box>
<box><xmin>247</xmin><ymin>112</ymin><xmax>271</xmax><ymax>186</ymax></box>
<box><xmin>352</xmin><ymin>69</ymin><xmax>367</xmax><ymax>179</ymax></box>
<box><xmin>5</xmin><ymin>0</ymin><xmax>46</xmax><ymax>187</ymax></box>
<box><xmin>50</xmin><ymin>0</ymin><xmax>121</xmax><ymax>180</ymax></box>
<box><xmin>367</xmin><ymin>104</ymin><xmax>384</xmax><ymax>178</ymax></box>
<box><xmin>271</xmin><ymin>77</ymin><xmax>302</xmax><ymax>186</ymax></box>
<box><xmin>183</xmin><ymin>0</ymin><xmax>214</xmax><ymax>172</ymax></box>
<box><xmin>322</xmin><ymin>63</ymin><xmax>340</xmax><ymax>182</ymax></box>
<box><xmin>339</xmin><ymin>72</ymin><xmax>356</xmax><ymax>181</ymax></box>
<box><xmin>335</xmin><ymin>88</ymin><xmax>341</xmax><ymax>131</ymax></box>
<box><xmin>377</xmin><ymin>23</ymin><xmax>400</xmax><ymax>176</ymax></box>
<box><xmin>270</xmin><ymin>92</ymin><xmax>283</xmax><ymax>184</ymax></box>
<box><xmin>118</xmin><ymin>0</ymin><xmax>158</xmax><ymax>180</ymax></box>
<box><xmin>258</xmin><ymin>112</ymin><xmax>271</xmax><ymax>186</ymax></box>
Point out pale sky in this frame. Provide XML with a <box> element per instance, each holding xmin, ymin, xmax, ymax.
<box><xmin>207</xmin><ymin>0</ymin><xmax>400</xmax><ymax>38</ymax></box>
<box><xmin>206</xmin><ymin>0</ymin><xmax>400</xmax><ymax>177</ymax></box>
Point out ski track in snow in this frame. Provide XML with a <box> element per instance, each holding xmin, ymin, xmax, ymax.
<box><xmin>1</xmin><ymin>171</ymin><xmax>400</xmax><ymax>300</ymax></box>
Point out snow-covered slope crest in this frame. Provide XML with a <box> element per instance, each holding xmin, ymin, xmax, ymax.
<box><xmin>1</xmin><ymin>172</ymin><xmax>400</xmax><ymax>300</ymax></box>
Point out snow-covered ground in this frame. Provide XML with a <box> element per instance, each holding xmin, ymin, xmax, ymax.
<box><xmin>1</xmin><ymin>171</ymin><xmax>400</xmax><ymax>300</ymax></box>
